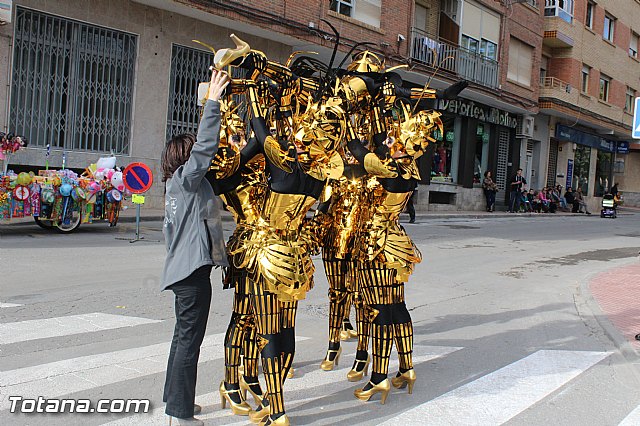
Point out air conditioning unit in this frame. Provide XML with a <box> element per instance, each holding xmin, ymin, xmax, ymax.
<box><xmin>516</xmin><ymin>115</ymin><xmax>535</xmax><ymax>138</ymax></box>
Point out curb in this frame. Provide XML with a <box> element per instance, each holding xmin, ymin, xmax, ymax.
<box><xmin>576</xmin><ymin>262</ymin><xmax>640</xmax><ymax>363</ymax></box>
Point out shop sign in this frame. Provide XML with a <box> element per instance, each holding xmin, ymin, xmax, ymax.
<box><xmin>617</xmin><ymin>141</ymin><xmax>629</xmax><ymax>154</ymax></box>
<box><xmin>445</xmin><ymin>131</ymin><xmax>455</xmax><ymax>142</ymax></box>
<box><xmin>555</xmin><ymin>124</ymin><xmax>615</xmax><ymax>153</ymax></box>
<box><xmin>437</xmin><ymin>99</ymin><xmax>518</xmax><ymax>128</ymax></box>
<box><xmin>566</xmin><ymin>159</ymin><xmax>573</xmax><ymax>190</ymax></box>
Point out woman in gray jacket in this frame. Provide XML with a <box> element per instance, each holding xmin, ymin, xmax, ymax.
<box><xmin>160</xmin><ymin>70</ymin><xmax>229</xmax><ymax>426</ymax></box>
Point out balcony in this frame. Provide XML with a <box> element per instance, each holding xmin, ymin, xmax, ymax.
<box><xmin>409</xmin><ymin>28</ymin><xmax>499</xmax><ymax>90</ymax></box>
<box><xmin>539</xmin><ymin>77</ymin><xmax>579</xmax><ymax>104</ymax></box>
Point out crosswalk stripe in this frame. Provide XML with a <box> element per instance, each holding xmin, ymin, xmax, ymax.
<box><xmin>378</xmin><ymin>349</ymin><xmax>611</xmax><ymax>426</ymax></box>
<box><xmin>0</xmin><ymin>303</ymin><xmax>23</xmax><ymax>308</ymax></box>
<box><xmin>0</xmin><ymin>313</ymin><xmax>161</xmax><ymax>345</ymax></box>
<box><xmin>619</xmin><ymin>404</ymin><xmax>640</xmax><ymax>426</ymax></box>
<box><xmin>102</xmin><ymin>344</ymin><xmax>462</xmax><ymax>425</ymax></box>
<box><xmin>0</xmin><ymin>333</ymin><xmax>309</xmax><ymax>411</ymax></box>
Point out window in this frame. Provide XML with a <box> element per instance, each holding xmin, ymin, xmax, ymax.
<box><xmin>572</xmin><ymin>144</ymin><xmax>591</xmax><ymax>194</ymax></box>
<box><xmin>480</xmin><ymin>39</ymin><xmax>498</xmax><ymax>60</ymax></box>
<box><xmin>330</xmin><ymin>0</ymin><xmax>353</xmax><ymax>16</ymax></box>
<box><xmin>460</xmin><ymin>1</ymin><xmax>500</xmax><ymax>58</ymax></box>
<box><xmin>9</xmin><ymin>7</ymin><xmax>136</xmax><ymax>153</ymax></box>
<box><xmin>594</xmin><ymin>151</ymin><xmax>612</xmax><ymax>197</ymax></box>
<box><xmin>603</xmin><ymin>14</ymin><xmax>615</xmax><ymax>42</ymax></box>
<box><xmin>599</xmin><ymin>74</ymin><xmax>610</xmax><ymax>101</ymax></box>
<box><xmin>540</xmin><ymin>56</ymin><xmax>548</xmax><ymax>84</ymax></box>
<box><xmin>630</xmin><ymin>32</ymin><xmax>639</xmax><ymax>58</ymax></box>
<box><xmin>474</xmin><ymin>124</ymin><xmax>490</xmax><ymax>185</ymax></box>
<box><xmin>462</xmin><ymin>34</ymin><xmax>479</xmax><ymax>53</ymax></box>
<box><xmin>414</xmin><ymin>3</ymin><xmax>429</xmax><ymax>32</ymax></box>
<box><xmin>431</xmin><ymin>115</ymin><xmax>459</xmax><ymax>184</ymax></box>
<box><xmin>544</xmin><ymin>0</ymin><xmax>574</xmax><ymax>23</ymax></box>
<box><xmin>507</xmin><ymin>37</ymin><xmax>534</xmax><ymax>87</ymax></box>
<box><xmin>625</xmin><ymin>87</ymin><xmax>636</xmax><ymax>113</ymax></box>
<box><xmin>581</xmin><ymin>65</ymin><xmax>590</xmax><ymax>93</ymax></box>
<box><xmin>330</xmin><ymin>0</ymin><xmax>381</xmax><ymax>27</ymax></box>
<box><xmin>585</xmin><ymin>1</ymin><xmax>595</xmax><ymax>29</ymax></box>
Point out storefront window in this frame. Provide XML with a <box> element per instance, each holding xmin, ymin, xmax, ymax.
<box><xmin>594</xmin><ymin>151</ymin><xmax>612</xmax><ymax>196</ymax></box>
<box><xmin>431</xmin><ymin>115</ymin><xmax>457</xmax><ymax>183</ymax></box>
<box><xmin>474</xmin><ymin>124</ymin><xmax>490</xmax><ymax>185</ymax></box>
<box><xmin>572</xmin><ymin>144</ymin><xmax>591</xmax><ymax>194</ymax></box>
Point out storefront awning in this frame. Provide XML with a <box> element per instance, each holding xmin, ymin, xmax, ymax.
<box><xmin>555</xmin><ymin>124</ymin><xmax>615</xmax><ymax>153</ymax></box>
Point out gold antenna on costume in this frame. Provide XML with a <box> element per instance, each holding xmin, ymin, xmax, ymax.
<box><xmin>286</xmin><ymin>51</ymin><xmax>319</xmax><ymax>67</ymax></box>
<box><xmin>411</xmin><ymin>54</ymin><xmax>456</xmax><ymax>115</ymax></box>
<box><xmin>192</xmin><ymin>39</ymin><xmax>216</xmax><ymax>54</ymax></box>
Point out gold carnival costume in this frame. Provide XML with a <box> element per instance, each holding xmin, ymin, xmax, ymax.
<box><xmin>198</xmin><ymin>28</ymin><xmax>467</xmax><ymax>423</ymax></box>
<box><xmin>205</xmin><ymin>99</ymin><xmax>268</xmax><ymax>416</ymax></box>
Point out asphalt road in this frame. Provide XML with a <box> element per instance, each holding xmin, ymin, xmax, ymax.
<box><xmin>1</xmin><ymin>211</ymin><xmax>639</xmax><ymax>425</ymax></box>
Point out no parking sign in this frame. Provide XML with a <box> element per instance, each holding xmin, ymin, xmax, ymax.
<box><xmin>123</xmin><ymin>163</ymin><xmax>153</xmax><ymax>194</ymax></box>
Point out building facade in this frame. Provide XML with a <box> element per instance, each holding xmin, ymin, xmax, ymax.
<box><xmin>539</xmin><ymin>0</ymin><xmax>640</xmax><ymax>209</ymax></box>
<box><xmin>0</xmin><ymin>0</ymin><xmax>554</xmax><ymax>210</ymax></box>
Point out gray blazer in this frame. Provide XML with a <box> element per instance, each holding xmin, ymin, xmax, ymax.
<box><xmin>160</xmin><ymin>100</ymin><xmax>229</xmax><ymax>291</ymax></box>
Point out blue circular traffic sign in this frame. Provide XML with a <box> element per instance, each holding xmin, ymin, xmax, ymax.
<box><xmin>123</xmin><ymin>162</ymin><xmax>153</xmax><ymax>194</ymax></box>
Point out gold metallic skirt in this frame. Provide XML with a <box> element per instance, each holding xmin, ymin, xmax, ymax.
<box><xmin>229</xmin><ymin>221</ymin><xmax>315</xmax><ymax>302</ymax></box>
<box><xmin>361</xmin><ymin>219</ymin><xmax>422</xmax><ymax>283</ymax></box>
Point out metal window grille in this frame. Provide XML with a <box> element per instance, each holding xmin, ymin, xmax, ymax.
<box><xmin>546</xmin><ymin>139</ymin><xmax>558</xmax><ymax>187</ymax></box>
<box><xmin>496</xmin><ymin>129</ymin><xmax>510</xmax><ymax>191</ymax></box>
<box><xmin>9</xmin><ymin>7</ymin><xmax>136</xmax><ymax>154</ymax></box>
<box><xmin>166</xmin><ymin>44</ymin><xmax>247</xmax><ymax>140</ymax></box>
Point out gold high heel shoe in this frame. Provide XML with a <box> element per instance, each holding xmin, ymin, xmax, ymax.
<box><xmin>219</xmin><ymin>381</ymin><xmax>251</xmax><ymax>416</ymax></box>
<box><xmin>249</xmin><ymin>401</ymin><xmax>270</xmax><ymax>424</ymax></box>
<box><xmin>214</xmin><ymin>34</ymin><xmax>250</xmax><ymax>69</ymax></box>
<box><xmin>347</xmin><ymin>356</ymin><xmax>370</xmax><ymax>382</ymax></box>
<box><xmin>320</xmin><ymin>347</ymin><xmax>342</xmax><ymax>371</ymax></box>
<box><xmin>339</xmin><ymin>320</ymin><xmax>358</xmax><ymax>341</ymax></box>
<box><xmin>354</xmin><ymin>379</ymin><xmax>390</xmax><ymax>405</ymax></box>
<box><xmin>240</xmin><ymin>375</ymin><xmax>264</xmax><ymax>406</ymax></box>
<box><xmin>260</xmin><ymin>414</ymin><xmax>290</xmax><ymax>425</ymax></box>
<box><xmin>391</xmin><ymin>369</ymin><xmax>417</xmax><ymax>394</ymax></box>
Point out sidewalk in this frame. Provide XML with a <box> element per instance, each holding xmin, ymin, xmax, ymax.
<box><xmin>118</xmin><ymin>207</ymin><xmax>625</xmax><ymax>223</ymax></box>
<box><xmin>589</xmin><ymin>262</ymin><xmax>640</xmax><ymax>352</ymax></box>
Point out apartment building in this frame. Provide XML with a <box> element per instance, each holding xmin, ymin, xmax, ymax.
<box><xmin>538</xmin><ymin>0</ymin><xmax>640</xmax><ymax>208</ymax></box>
<box><xmin>0</xmin><ymin>0</ymin><xmax>544</xmax><ymax>209</ymax></box>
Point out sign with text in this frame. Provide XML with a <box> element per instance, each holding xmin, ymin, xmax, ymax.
<box><xmin>566</xmin><ymin>159</ymin><xmax>573</xmax><ymax>190</ymax></box>
<box><xmin>556</xmin><ymin>124</ymin><xmax>615</xmax><ymax>152</ymax></box>
<box><xmin>437</xmin><ymin>99</ymin><xmax>518</xmax><ymax>128</ymax></box>
<box><xmin>617</xmin><ymin>141</ymin><xmax>629</xmax><ymax>154</ymax></box>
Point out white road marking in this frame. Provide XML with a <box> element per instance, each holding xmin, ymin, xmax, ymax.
<box><xmin>102</xmin><ymin>344</ymin><xmax>461</xmax><ymax>425</ymax></box>
<box><xmin>619</xmin><ymin>404</ymin><xmax>640</xmax><ymax>426</ymax></box>
<box><xmin>0</xmin><ymin>303</ymin><xmax>23</xmax><ymax>308</ymax></box>
<box><xmin>0</xmin><ymin>313</ymin><xmax>161</xmax><ymax>345</ymax></box>
<box><xmin>0</xmin><ymin>334</ymin><xmax>309</xmax><ymax>411</ymax></box>
<box><xmin>378</xmin><ymin>349</ymin><xmax>611</xmax><ymax>425</ymax></box>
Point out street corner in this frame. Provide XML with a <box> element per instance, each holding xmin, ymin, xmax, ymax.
<box><xmin>589</xmin><ymin>261</ymin><xmax>640</xmax><ymax>353</ymax></box>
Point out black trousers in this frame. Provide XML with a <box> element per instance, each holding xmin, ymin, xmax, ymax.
<box><xmin>509</xmin><ymin>190</ymin><xmax>521</xmax><ymax>212</ymax></box>
<box><xmin>407</xmin><ymin>192</ymin><xmax>416</xmax><ymax>221</ymax></box>
<box><xmin>163</xmin><ymin>265</ymin><xmax>212</xmax><ymax>418</ymax></box>
<box><xmin>484</xmin><ymin>190</ymin><xmax>496</xmax><ymax>211</ymax></box>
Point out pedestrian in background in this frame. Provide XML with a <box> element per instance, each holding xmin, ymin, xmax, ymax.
<box><xmin>575</xmin><ymin>187</ymin><xmax>592</xmax><ymax>215</ymax></box>
<box><xmin>509</xmin><ymin>168</ymin><xmax>526</xmax><ymax>213</ymax></box>
<box><xmin>482</xmin><ymin>170</ymin><xmax>497</xmax><ymax>212</ymax></box>
<box><xmin>160</xmin><ymin>70</ymin><xmax>229</xmax><ymax>426</ymax></box>
<box><xmin>407</xmin><ymin>189</ymin><xmax>417</xmax><ymax>223</ymax></box>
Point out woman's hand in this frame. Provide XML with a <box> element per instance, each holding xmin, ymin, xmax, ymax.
<box><xmin>207</xmin><ymin>69</ymin><xmax>230</xmax><ymax>102</ymax></box>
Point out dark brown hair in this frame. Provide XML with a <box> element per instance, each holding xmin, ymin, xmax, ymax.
<box><xmin>161</xmin><ymin>133</ymin><xmax>196</xmax><ymax>182</ymax></box>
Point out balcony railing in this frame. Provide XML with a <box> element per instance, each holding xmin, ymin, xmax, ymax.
<box><xmin>541</xmin><ymin>76</ymin><xmax>571</xmax><ymax>92</ymax></box>
<box><xmin>409</xmin><ymin>28</ymin><xmax>499</xmax><ymax>90</ymax></box>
